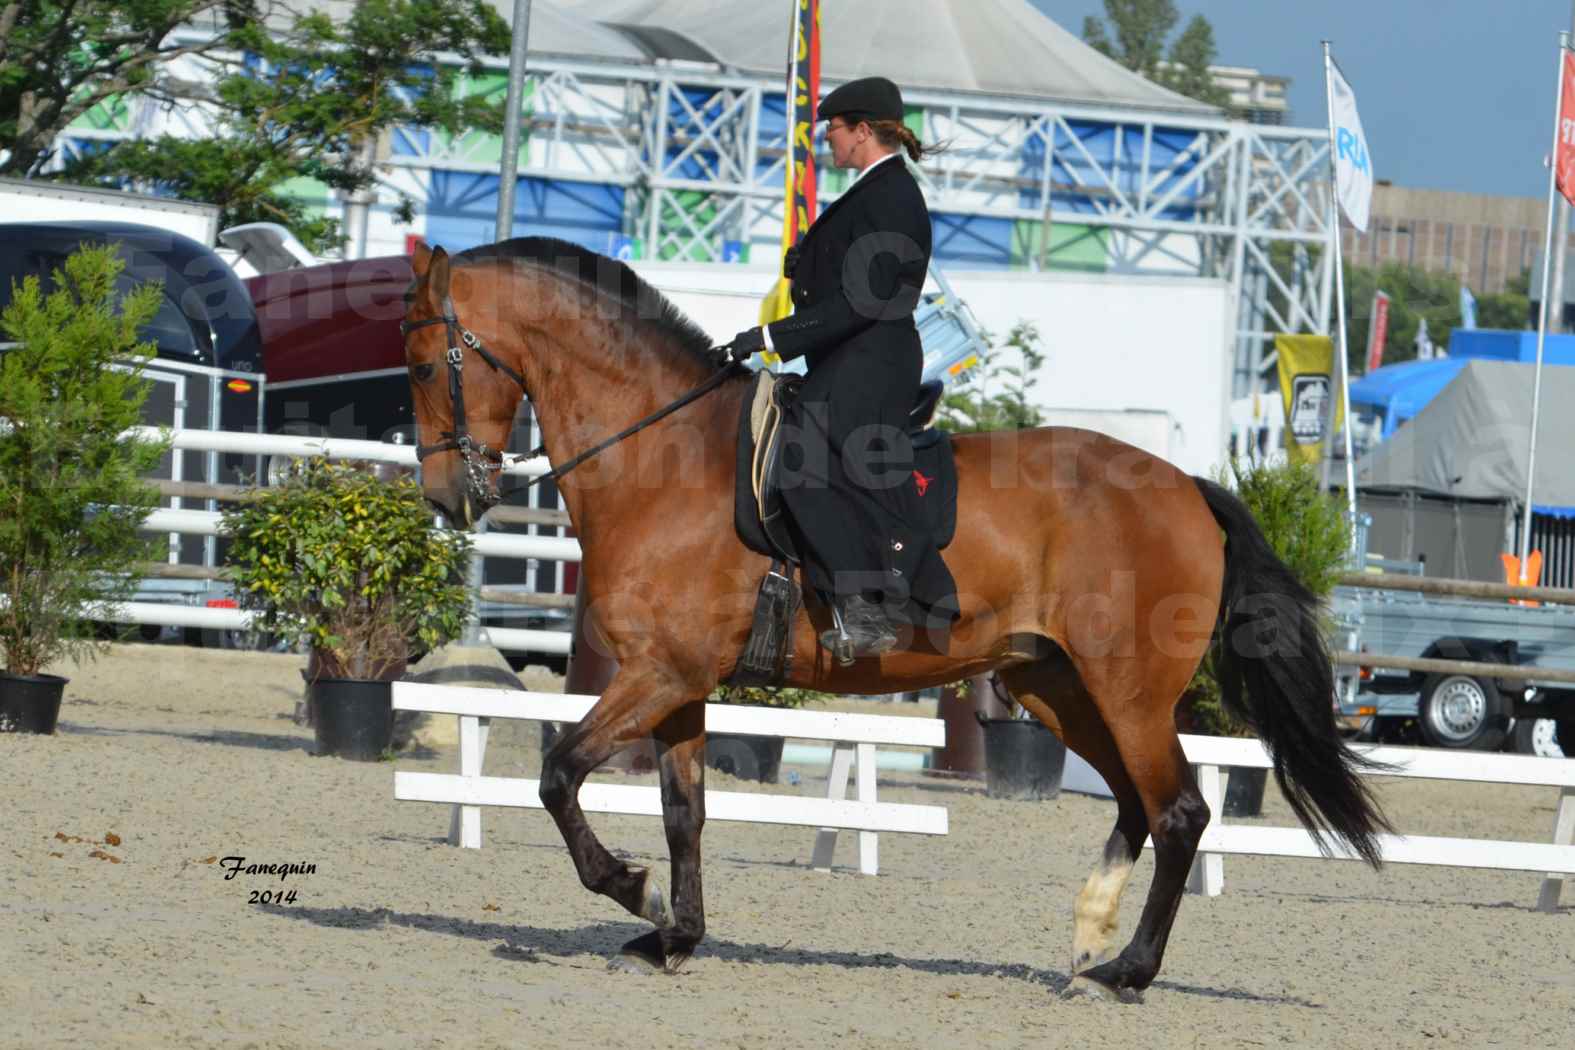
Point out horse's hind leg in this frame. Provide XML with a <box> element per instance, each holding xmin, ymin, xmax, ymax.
<box><xmin>538</xmin><ymin>660</ymin><xmax>688</xmax><ymax>930</ymax></box>
<box><xmin>998</xmin><ymin>661</ymin><xmax>1149</xmax><ymax>983</ymax></box>
<box><xmin>613</xmin><ymin>700</ymin><xmax>707</xmax><ymax>975</ymax></box>
<box><xmin>1061</xmin><ymin>657</ymin><xmax>1210</xmax><ymax>1001</ymax></box>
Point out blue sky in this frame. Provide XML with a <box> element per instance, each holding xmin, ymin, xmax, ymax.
<box><xmin>1032</xmin><ymin>1</ymin><xmax>1574</xmax><ymax>199</ymax></box>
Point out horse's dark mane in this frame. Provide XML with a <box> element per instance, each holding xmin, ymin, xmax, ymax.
<box><xmin>457</xmin><ymin>237</ymin><xmax>725</xmax><ymax>370</ymax></box>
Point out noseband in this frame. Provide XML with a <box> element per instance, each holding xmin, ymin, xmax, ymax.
<box><xmin>399</xmin><ymin>295</ymin><xmax>530</xmax><ymax>509</ymax></box>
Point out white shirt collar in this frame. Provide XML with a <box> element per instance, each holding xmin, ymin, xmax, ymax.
<box><xmin>851</xmin><ymin>150</ymin><xmax>902</xmax><ymax>186</ymax></box>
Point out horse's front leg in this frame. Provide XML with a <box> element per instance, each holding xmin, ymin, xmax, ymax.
<box><xmin>614</xmin><ymin>700</ymin><xmax>708</xmax><ymax>975</ymax></box>
<box><xmin>538</xmin><ymin>661</ymin><xmax>686</xmax><ymax>929</ymax></box>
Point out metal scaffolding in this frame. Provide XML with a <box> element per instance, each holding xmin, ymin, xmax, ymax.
<box><xmin>61</xmin><ymin>52</ymin><xmax>1336</xmax><ymax>401</ymax></box>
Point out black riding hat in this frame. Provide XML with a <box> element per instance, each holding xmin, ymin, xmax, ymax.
<box><xmin>818</xmin><ymin>77</ymin><xmax>904</xmax><ymax>124</ymax></box>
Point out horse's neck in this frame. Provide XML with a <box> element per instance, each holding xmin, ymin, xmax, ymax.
<box><xmin>523</xmin><ymin>326</ymin><xmax>729</xmax><ymax>538</ymax></box>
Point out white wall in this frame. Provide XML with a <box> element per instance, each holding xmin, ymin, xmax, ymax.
<box><xmin>629</xmin><ymin>262</ymin><xmax>1233</xmax><ymax>477</ymax></box>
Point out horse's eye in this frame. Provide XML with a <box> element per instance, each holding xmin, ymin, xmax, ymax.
<box><xmin>412</xmin><ymin>363</ymin><xmax>435</xmax><ymax>382</ymax></box>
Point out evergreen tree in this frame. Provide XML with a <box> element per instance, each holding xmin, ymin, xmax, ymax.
<box><xmin>1081</xmin><ymin>0</ymin><xmax>1179</xmax><ymax>79</ymax></box>
<box><xmin>0</xmin><ymin>245</ymin><xmax>170</xmax><ymax>675</ymax></box>
<box><xmin>1164</xmin><ymin>16</ymin><xmax>1231</xmax><ymax>108</ymax></box>
<box><xmin>1080</xmin><ymin>0</ymin><xmax>1232</xmax><ymax>109</ymax></box>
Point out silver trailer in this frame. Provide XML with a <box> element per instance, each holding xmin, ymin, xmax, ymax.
<box><xmin>1334</xmin><ymin>581</ymin><xmax>1574</xmax><ymax>757</ymax></box>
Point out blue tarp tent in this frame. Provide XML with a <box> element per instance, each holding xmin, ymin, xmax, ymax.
<box><xmin>1349</xmin><ymin>329</ymin><xmax>1575</xmax><ymax>439</ymax></box>
<box><xmin>1349</xmin><ymin>358</ymin><xmax>1468</xmax><ymax>439</ymax></box>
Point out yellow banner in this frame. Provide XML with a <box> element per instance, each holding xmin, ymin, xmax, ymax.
<box><xmin>1275</xmin><ymin>334</ymin><xmax>1343</xmax><ymax>466</ymax></box>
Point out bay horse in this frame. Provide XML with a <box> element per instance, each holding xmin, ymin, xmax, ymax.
<box><xmin>400</xmin><ymin>237</ymin><xmax>1387</xmax><ymax>1002</ymax></box>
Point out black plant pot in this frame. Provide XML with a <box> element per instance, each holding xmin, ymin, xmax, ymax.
<box><xmin>310</xmin><ymin>678</ymin><xmax>393</xmax><ymax>761</ymax></box>
<box><xmin>705</xmin><ymin>732</ymin><xmax>784</xmax><ymax>783</ymax></box>
<box><xmin>1222</xmin><ymin>766</ymin><xmax>1269</xmax><ymax>817</ymax></box>
<box><xmin>979</xmin><ymin>717</ymin><xmax>1066</xmax><ymax>800</ymax></box>
<box><xmin>0</xmin><ymin>672</ymin><xmax>68</xmax><ymax>735</ymax></box>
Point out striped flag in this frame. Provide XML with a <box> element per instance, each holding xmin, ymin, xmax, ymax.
<box><xmin>759</xmin><ymin>0</ymin><xmax>820</xmax><ymax>350</ymax></box>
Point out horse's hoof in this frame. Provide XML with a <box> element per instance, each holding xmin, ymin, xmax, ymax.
<box><xmin>636</xmin><ymin>868</ymin><xmax>673</xmax><ymax>929</ymax></box>
<box><xmin>609</xmin><ymin>931</ymin><xmax>666</xmax><ymax>975</ymax></box>
<box><xmin>1062</xmin><ymin>975</ymin><xmax>1144</xmax><ymax>1005</ymax></box>
<box><xmin>1070</xmin><ymin>947</ymin><xmax>1115</xmax><ymax>972</ymax></box>
<box><xmin>663</xmin><ymin>948</ymin><xmax>694</xmax><ymax>975</ymax></box>
<box><xmin>606</xmin><ymin>953</ymin><xmax>663</xmax><ymax>976</ymax></box>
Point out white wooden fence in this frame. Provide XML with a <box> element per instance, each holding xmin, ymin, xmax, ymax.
<box><xmin>1171</xmin><ymin>734</ymin><xmax>1575</xmax><ymax>911</ymax></box>
<box><xmin>390</xmin><ymin>683</ymin><xmax>948</xmax><ymax>875</ymax></box>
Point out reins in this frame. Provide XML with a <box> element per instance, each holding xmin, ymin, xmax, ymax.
<box><xmin>401</xmin><ymin>296</ymin><xmax>737</xmax><ymax>496</ymax></box>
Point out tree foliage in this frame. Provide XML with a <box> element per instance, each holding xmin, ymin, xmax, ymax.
<box><xmin>1082</xmin><ymin>0</ymin><xmax>1177</xmax><ymax>78</ymax></box>
<box><xmin>0</xmin><ymin>244</ymin><xmax>171</xmax><ymax>676</ymax></box>
<box><xmin>1260</xmin><ymin>240</ymin><xmax>1533</xmax><ymax>374</ymax></box>
<box><xmin>1164</xmin><ymin>16</ymin><xmax>1231</xmax><ymax>108</ymax></box>
<box><xmin>59</xmin><ymin>0</ymin><xmax>509</xmax><ymax>254</ymax></box>
<box><xmin>1081</xmin><ymin>1</ymin><xmax>1229</xmax><ymax>108</ymax></box>
<box><xmin>1340</xmin><ymin>262</ymin><xmax>1531</xmax><ymax>374</ymax></box>
<box><xmin>0</xmin><ymin>1</ymin><xmax>269</xmax><ymax>177</ymax></box>
<box><xmin>3</xmin><ymin>1</ymin><xmax>508</xmax><ymax>253</ymax></box>
<box><xmin>937</xmin><ymin>321</ymin><xmax>1046</xmax><ymax>433</ymax></box>
<box><xmin>220</xmin><ymin>459</ymin><xmax>474</xmax><ymax>680</ymax></box>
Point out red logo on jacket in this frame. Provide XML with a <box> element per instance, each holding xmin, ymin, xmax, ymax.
<box><xmin>912</xmin><ymin>470</ymin><xmax>931</xmax><ymax>497</ymax></box>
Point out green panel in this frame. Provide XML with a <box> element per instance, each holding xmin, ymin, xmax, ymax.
<box><xmin>70</xmin><ymin>94</ymin><xmax>133</xmax><ymax>133</ymax></box>
<box><xmin>429</xmin><ymin>73</ymin><xmax>534</xmax><ymax>167</ymax></box>
<box><xmin>658</xmin><ymin>190</ymin><xmax>721</xmax><ymax>261</ymax></box>
<box><xmin>1011</xmin><ymin>220</ymin><xmax>1109</xmax><ymax>273</ymax></box>
<box><xmin>275</xmin><ymin>176</ymin><xmax>333</xmax><ymax>218</ymax></box>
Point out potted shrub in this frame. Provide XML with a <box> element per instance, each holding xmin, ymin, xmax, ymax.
<box><xmin>219</xmin><ymin>459</ymin><xmax>472</xmax><ymax>759</ymax></box>
<box><xmin>1180</xmin><ymin>456</ymin><xmax>1350</xmax><ymax>815</ymax></box>
<box><xmin>970</xmin><ymin>674</ymin><xmax>1067</xmax><ymax>800</ymax></box>
<box><xmin>705</xmin><ymin>684</ymin><xmax>833</xmax><ymax>783</ymax></box>
<box><xmin>0</xmin><ymin>245</ymin><xmax>169</xmax><ymax>734</ymax></box>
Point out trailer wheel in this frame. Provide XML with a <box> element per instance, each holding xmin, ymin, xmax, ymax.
<box><xmin>1509</xmin><ymin>717</ymin><xmax>1566</xmax><ymax>758</ymax></box>
<box><xmin>1558</xmin><ymin>719</ymin><xmax>1575</xmax><ymax>755</ymax></box>
<box><xmin>1417</xmin><ymin>673</ymin><xmax>1509</xmax><ymax>750</ymax></box>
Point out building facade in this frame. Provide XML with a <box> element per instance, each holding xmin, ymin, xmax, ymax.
<box><xmin>1341</xmin><ymin>182</ymin><xmax>1574</xmax><ymax>295</ymax></box>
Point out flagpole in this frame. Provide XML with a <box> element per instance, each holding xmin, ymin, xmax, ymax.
<box><xmin>1520</xmin><ymin>31</ymin><xmax>1571</xmax><ymax>584</ymax></box>
<box><xmin>1321</xmin><ymin>42</ymin><xmax>1359</xmax><ymax>527</ymax></box>
<box><xmin>781</xmin><ymin>0</ymin><xmax>800</xmax><ymax>244</ymax></box>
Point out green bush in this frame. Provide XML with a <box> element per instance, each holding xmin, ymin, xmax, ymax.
<box><xmin>709</xmin><ymin>684</ymin><xmax>833</xmax><ymax>709</ymax></box>
<box><xmin>1183</xmin><ymin>457</ymin><xmax>1350</xmax><ymax>736</ymax></box>
<box><xmin>0</xmin><ymin>245</ymin><xmax>170</xmax><ymax>676</ymax></box>
<box><xmin>219</xmin><ymin>459</ymin><xmax>473</xmax><ymax>680</ymax></box>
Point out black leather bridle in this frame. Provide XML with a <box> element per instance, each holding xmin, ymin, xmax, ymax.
<box><xmin>399</xmin><ymin>295</ymin><xmax>530</xmax><ymax>511</ymax></box>
<box><xmin>401</xmin><ymin>293</ymin><xmax>738</xmax><ymax>513</ymax></box>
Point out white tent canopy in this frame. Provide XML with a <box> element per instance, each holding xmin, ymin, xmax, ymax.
<box><xmin>547</xmin><ymin>0</ymin><xmax>1218</xmax><ymax>111</ymax></box>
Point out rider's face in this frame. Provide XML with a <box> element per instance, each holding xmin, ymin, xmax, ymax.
<box><xmin>826</xmin><ymin>118</ymin><xmax>861</xmax><ymax>169</ymax></box>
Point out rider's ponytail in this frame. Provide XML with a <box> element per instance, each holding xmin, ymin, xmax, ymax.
<box><xmin>867</xmin><ymin>119</ymin><xmax>944</xmax><ymax>162</ymax></box>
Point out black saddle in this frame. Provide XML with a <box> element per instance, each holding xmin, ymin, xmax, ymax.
<box><xmin>733</xmin><ymin>372</ymin><xmax>958</xmax><ymax>564</ymax></box>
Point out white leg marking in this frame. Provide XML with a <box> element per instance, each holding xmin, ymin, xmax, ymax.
<box><xmin>1071</xmin><ymin>859</ymin><xmax>1133</xmax><ymax>972</ymax></box>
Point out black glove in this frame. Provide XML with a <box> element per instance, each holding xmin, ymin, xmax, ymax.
<box><xmin>724</xmin><ymin>327</ymin><xmax>766</xmax><ymax>362</ymax></box>
<box><xmin>783</xmin><ymin>245</ymin><xmax>801</xmax><ymax>280</ymax></box>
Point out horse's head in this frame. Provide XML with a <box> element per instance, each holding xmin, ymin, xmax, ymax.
<box><xmin>404</xmin><ymin>242</ymin><xmax>523</xmax><ymax>529</ymax></box>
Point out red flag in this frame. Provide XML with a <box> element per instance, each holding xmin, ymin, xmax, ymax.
<box><xmin>1365</xmin><ymin>291</ymin><xmax>1390</xmax><ymax>374</ymax></box>
<box><xmin>1557</xmin><ymin>51</ymin><xmax>1575</xmax><ymax>206</ymax></box>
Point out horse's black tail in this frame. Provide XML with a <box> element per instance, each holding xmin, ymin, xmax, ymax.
<box><xmin>1194</xmin><ymin>476</ymin><xmax>1391</xmax><ymax>868</ymax></box>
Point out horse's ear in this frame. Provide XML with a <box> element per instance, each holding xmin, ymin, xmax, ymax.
<box><xmin>425</xmin><ymin>246</ymin><xmax>452</xmax><ymax>304</ymax></box>
<box><xmin>410</xmin><ymin>240</ymin><xmax>434</xmax><ymax>276</ymax></box>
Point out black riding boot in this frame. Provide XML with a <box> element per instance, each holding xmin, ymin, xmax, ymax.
<box><xmin>819</xmin><ymin>594</ymin><xmax>898</xmax><ymax>666</ymax></box>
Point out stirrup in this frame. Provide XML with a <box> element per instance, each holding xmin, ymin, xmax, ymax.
<box><xmin>819</xmin><ymin>599</ymin><xmax>857</xmax><ymax>668</ymax></box>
